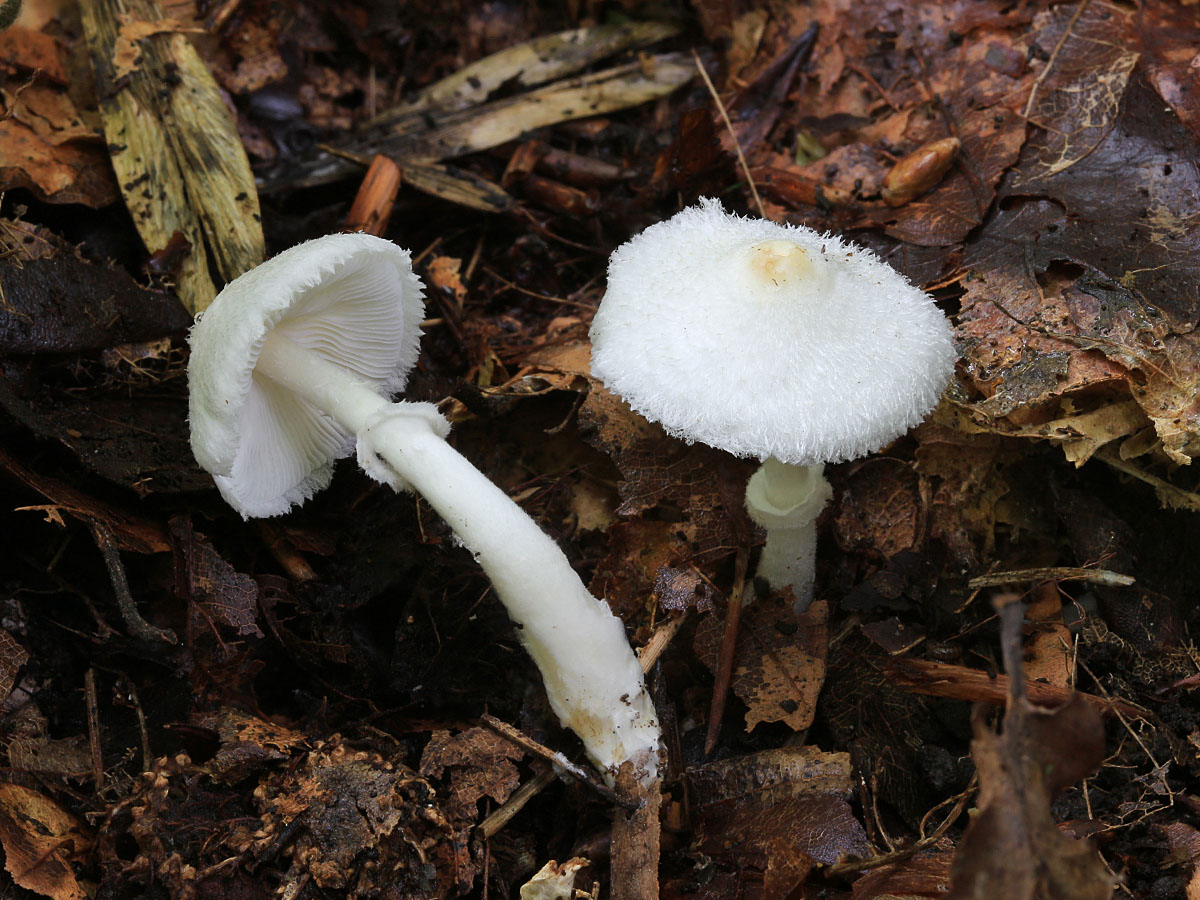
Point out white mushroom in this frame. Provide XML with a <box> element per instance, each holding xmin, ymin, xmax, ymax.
<box><xmin>189</xmin><ymin>233</ymin><xmax>660</xmax><ymax>786</ymax></box>
<box><xmin>590</xmin><ymin>199</ymin><xmax>956</xmax><ymax>608</ymax></box>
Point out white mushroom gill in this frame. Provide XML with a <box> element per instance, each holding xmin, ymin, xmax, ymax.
<box><xmin>189</xmin><ymin>234</ymin><xmax>661</xmax><ymax>787</ymax></box>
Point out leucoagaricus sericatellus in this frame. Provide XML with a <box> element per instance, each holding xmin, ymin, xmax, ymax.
<box><xmin>589</xmin><ymin>199</ymin><xmax>956</xmax><ymax>608</ymax></box>
<box><xmin>188</xmin><ymin>233</ymin><xmax>660</xmax><ymax>786</ymax></box>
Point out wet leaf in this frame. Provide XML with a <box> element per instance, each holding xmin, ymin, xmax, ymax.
<box><xmin>186</xmin><ymin>530</ymin><xmax>263</xmax><ymax>639</ymax></box>
<box><xmin>1015</xmin><ymin>1</ymin><xmax>1138</xmax><ymax>185</ymax></box>
<box><xmin>0</xmin><ymin>252</ymin><xmax>190</xmax><ymax>355</ymax></box>
<box><xmin>0</xmin><ymin>120</ymin><xmax>118</xmax><ymax>207</ymax></box>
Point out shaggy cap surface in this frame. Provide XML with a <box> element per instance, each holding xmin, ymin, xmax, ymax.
<box><xmin>589</xmin><ymin>199</ymin><xmax>956</xmax><ymax>464</ymax></box>
<box><xmin>188</xmin><ymin>233</ymin><xmax>425</xmax><ymax>517</ymax></box>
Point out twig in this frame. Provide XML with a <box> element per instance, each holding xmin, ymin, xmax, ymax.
<box><xmin>884</xmin><ymin>656</ymin><xmax>1147</xmax><ymax>720</ymax></box>
<box><xmin>692</xmin><ymin>49</ymin><xmax>764</xmax><ymax>218</ymax></box>
<box><xmin>638</xmin><ymin>614</ymin><xmax>685</xmax><ymax>671</ymax></box>
<box><xmin>968</xmin><ymin>566</ymin><xmax>1133</xmax><ymax>590</ymax></box>
<box><xmin>474</xmin><ymin>613</ymin><xmax>678</xmax><ymax>838</ymax></box>
<box><xmin>826</xmin><ymin>772</ymin><xmax>977</xmax><ymax>876</ymax></box>
<box><xmin>84</xmin><ymin>669</ymin><xmax>104</xmax><ymax>788</ymax></box>
<box><xmin>477</xmin><ymin>767</ymin><xmax>556</xmax><ymax>839</ymax></box>
<box><xmin>482</xmin><ymin>265</ymin><xmax>597</xmax><ymax>310</ymax></box>
<box><xmin>705</xmin><ymin>546</ymin><xmax>750</xmax><ymax>756</ymax></box>
<box><xmin>480</xmin><ymin>714</ymin><xmax>634</xmax><ymax>810</ymax></box>
<box><xmin>90</xmin><ymin>522</ymin><xmax>177</xmax><ymax>644</ymax></box>
<box><xmin>1096</xmin><ymin>447</ymin><xmax>1200</xmax><ymax>512</ymax></box>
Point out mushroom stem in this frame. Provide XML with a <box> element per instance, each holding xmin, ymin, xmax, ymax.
<box><xmin>255</xmin><ymin>332</ymin><xmax>661</xmax><ymax>785</ymax></box>
<box><xmin>744</xmin><ymin>459</ymin><xmax>832</xmax><ymax>611</ymax></box>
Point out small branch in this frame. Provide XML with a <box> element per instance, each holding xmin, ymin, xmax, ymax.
<box><xmin>477</xmin><ymin>767</ymin><xmax>556</xmax><ymax>839</ymax></box>
<box><xmin>968</xmin><ymin>566</ymin><xmax>1133</xmax><ymax>589</ymax></box>
<box><xmin>480</xmin><ymin>714</ymin><xmax>633</xmax><ymax>810</ymax></box>
<box><xmin>825</xmin><ymin>773</ymin><xmax>977</xmax><ymax>877</ymax></box>
<box><xmin>84</xmin><ymin>669</ymin><xmax>104</xmax><ymax>789</ymax></box>
<box><xmin>884</xmin><ymin>656</ymin><xmax>1147</xmax><ymax>720</ymax></box>
<box><xmin>704</xmin><ymin>546</ymin><xmax>750</xmax><ymax>756</ymax></box>
<box><xmin>638</xmin><ymin>614</ymin><xmax>684</xmax><ymax>672</ymax></box>
<box><xmin>91</xmin><ymin>522</ymin><xmax>177</xmax><ymax>644</ymax></box>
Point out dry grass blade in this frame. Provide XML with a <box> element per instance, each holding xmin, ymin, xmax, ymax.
<box><xmin>79</xmin><ymin>0</ymin><xmax>263</xmax><ymax>314</ymax></box>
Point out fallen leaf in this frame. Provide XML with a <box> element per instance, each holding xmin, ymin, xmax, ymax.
<box><xmin>186</xmin><ymin>529</ymin><xmax>263</xmax><ymax>639</ymax></box>
<box><xmin>851</xmin><ymin>850</ymin><xmax>955</xmax><ymax>899</ymax></box>
<box><xmin>1161</xmin><ymin>822</ymin><xmax>1200</xmax><ymax>900</ymax></box>
<box><xmin>193</xmin><ymin>708</ymin><xmax>307</xmax><ymax>783</ymax></box>
<box><xmin>426</xmin><ymin>256</ymin><xmax>468</xmax><ymax>309</ymax></box>
<box><xmin>695</xmin><ymin>595</ymin><xmax>829</xmax><ymax>733</ymax></box>
<box><xmin>419</xmin><ymin>727</ymin><xmax>525</xmax><ymax>826</ymax></box>
<box><xmin>0</xmin><ymin>120</ymin><xmax>118</xmax><ymax>207</ymax></box>
<box><xmin>948</xmin><ymin>599</ymin><xmax>1112</xmax><ymax>900</ymax></box>
<box><xmin>690</xmin><ymin>747</ymin><xmax>869</xmax><ymax>900</ymax></box>
<box><xmin>1015</xmin><ymin>1</ymin><xmax>1138</xmax><ymax>185</ymax></box>
<box><xmin>0</xmin><ymin>630</ymin><xmax>29</xmax><ymax>700</ymax></box>
<box><xmin>0</xmin><ymin>783</ymin><xmax>90</xmax><ymax>900</ymax></box>
<box><xmin>520</xmin><ymin>858</ymin><xmax>591</xmax><ymax>900</ymax></box>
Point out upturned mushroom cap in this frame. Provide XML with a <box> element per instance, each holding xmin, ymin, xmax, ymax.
<box><xmin>188</xmin><ymin>233</ymin><xmax>425</xmax><ymax>517</ymax></box>
<box><xmin>589</xmin><ymin>198</ymin><xmax>956</xmax><ymax>464</ymax></box>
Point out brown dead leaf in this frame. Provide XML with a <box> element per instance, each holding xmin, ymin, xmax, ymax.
<box><xmin>419</xmin><ymin>727</ymin><xmax>525</xmax><ymax>826</ymax></box>
<box><xmin>0</xmin><ymin>630</ymin><xmax>29</xmax><ymax>701</ymax></box>
<box><xmin>235</xmin><ymin>737</ymin><xmax>463</xmax><ymax>896</ymax></box>
<box><xmin>0</xmin><ymin>26</ymin><xmax>67</xmax><ymax>81</ymax></box>
<box><xmin>189</xmin><ymin>533</ymin><xmax>262</xmax><ymax>638</ymax></box>
<box><xmin>652</xmin><ymin>566</ymin><xmax>716</xmax><ymax>615</ymax></box>
<box><xmin>689</xmin><ymin>747</ymin><xmax>869</xmax><ymax>900</ymax></box>
<box><xmin>211</xmin><ymin>15</ymin><xmax>288</xmax><ymax>94</ymax></box>
<box><xmin>948</xmin><ymin>598</ymin><xmax>1112</xmax><ymax>900</ymax></box>
<box><xmin>914</xmin><ymin>425</ymin><xmax>1017</xmax><ymax>569</ymax></box>
<box><xmin>0</xmin><ymin>120</ymin><xmax>118</xmax><ymax>207</ymax></box>
<box><xmin>831</xmin><ymin>458</ymin><xmax>922</xmax><ymax>559</ymax></box>
<box><xmin>953</xmin><ymin>40</ymin><xmax>1200</xmax><ymax>465</ymax></box>
<box><xmin>193</xmin><ymin>708</ymin><xmax>307</xmax><ymax>783</ymax></box>
<box><xmin>885</xmin><ymin>108</ymin><xmax>1025</xmax><ymax>247</ymax></box>
<box><xmin>695</xmin><ymin>595</ymin><xmax>829</xmax><ymax>733</ymax></box>
<box><xmin>1161</xmin><ymin>822</ymin><xmax>1200</xmax><ymax>900</ymax></box>
<box><xmin>427</xmin><ymin>256</ymin><xmax>469</xmax><ymax>309</ymax></box>
<box><xmin>3</xmin><ymin>84</ymin><xmax>93</xmax><ymax>145</ymax></box>
<box><xmin>0</xmin><ymin>783</ymin><xmax>91</xmax><ymax>900</ymax></box>
<box><xmin>1015</xmin><ymin>1</ymin><xmax>1138</xmax><ymax>186</ymax></box>
<box><xmin>851</xmin><ymin>850</ymin><xmax>955</xmax><ymax>900</ymax></box>
<box><xmin>8</xmin><ymin>739</ymin><xmax>91</xmax><ymax>780</ymax></box>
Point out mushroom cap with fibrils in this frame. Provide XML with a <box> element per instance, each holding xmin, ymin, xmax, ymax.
<box><xmin>188</xmin><ymin>233</ymin><xmax>425</xmax><ymax>518</ymax></box>
<box><xmin>589</xmin><ymin>199</ymin><xmax>956</xmax><ymax>465</ymax></box>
